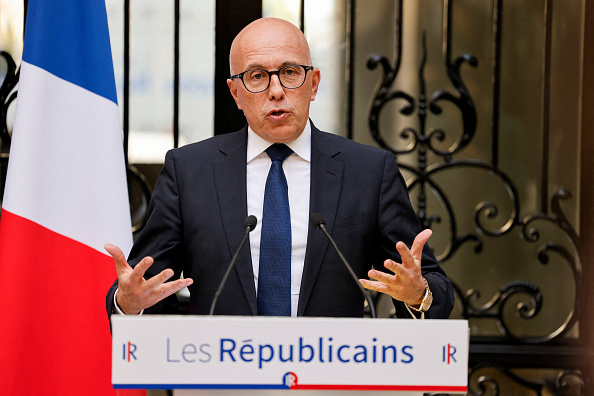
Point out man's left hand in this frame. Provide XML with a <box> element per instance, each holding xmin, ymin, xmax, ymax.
<box><xmin>359</xmin><ymin>229</ymin><xmax>432</xmax><ymax>307</ymax></box>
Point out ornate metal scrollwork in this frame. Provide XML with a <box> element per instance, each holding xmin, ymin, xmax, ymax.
<box><xmin>0</xmin><ymin>51</ymin><xmax>20</xmax><ymax>202</ymax></box>
<box><xmin>366</xmin><ymin>0</ymin><xmax>581</xmax><ymax>345</ymax></box>
<box><xmin>0</xmin><ymin>51</ymin><xmax>19</xmax><ymax>144</ymax></box>
<box><xmin>516</xmin><ymin>188</ymin><xmax>581</xmax><ymax>342</ymax></box>
<box><xmin>456</xmin><ymin>280</ymin><xmax>543</xmax><ymax>340</ymax></box>
<box><xmin>468</xmin><ymin>365</ymin><xmax>584</xmax><ymax>396</ymax></box>
<box><xmin>553</xmin><ymin>371</ymin><xmax>585</xmax><ymax>395</ymax></box>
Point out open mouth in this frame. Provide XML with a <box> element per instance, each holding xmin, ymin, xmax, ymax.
<box><xmin>270</xmin><ymin>110</ymin><xmax>286</xmax><ymax>116</ymax></box>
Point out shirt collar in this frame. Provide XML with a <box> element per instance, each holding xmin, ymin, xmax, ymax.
<box><xmin>246</xmin><ymin>120</ymin><xmax>312</xmax><ymax>163</ymax></box>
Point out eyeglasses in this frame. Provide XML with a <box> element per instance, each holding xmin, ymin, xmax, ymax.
<box><xmin>230</xmin><ymin>64</ymin><xmax>314</xmax><ymax>93</ymax></box>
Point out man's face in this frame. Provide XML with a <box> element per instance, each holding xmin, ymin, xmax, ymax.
<box><xmin>227</xmin><ymin>21</ymin><xmax>321</xmax><ymax>143</ymax></box>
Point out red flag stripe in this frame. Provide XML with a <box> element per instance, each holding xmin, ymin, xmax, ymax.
<box><xmin>0</xmin><ymin>210</ymin><xmax>118</xmax><ymax>394</ymax></box>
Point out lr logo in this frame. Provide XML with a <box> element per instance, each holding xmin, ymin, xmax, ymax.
<box><xmin>442</xmin><ymin>343</ymin><xmax>457</xmax><ymax>364</ymax></box>
<box><xmin>123</xmin><ymin>341</ymin><xmax>137</xmax><ymax>362</ymax></box>
<box><xmin>283</xmin><ymin>372</ymin><xmax>298</xmax><ymax>388</ymax></box>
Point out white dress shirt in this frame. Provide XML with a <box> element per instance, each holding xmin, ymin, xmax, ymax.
<box><xmin>246</xmin><ymin>121</ymin><xmax>311</xmax><ymax>317</ymax></box>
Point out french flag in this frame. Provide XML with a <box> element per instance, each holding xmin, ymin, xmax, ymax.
<box><xmin>0</xmin><ymin>0</ymin><xmax>139</xmax><ymax>394</ymax></box>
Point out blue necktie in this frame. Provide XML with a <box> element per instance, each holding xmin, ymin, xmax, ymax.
<box><xmin>257</xmin><ymin>143</ymin><xmax>293</xmax><ymax>316</ymax></box>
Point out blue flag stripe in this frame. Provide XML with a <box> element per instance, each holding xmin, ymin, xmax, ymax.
<box><xmin>22</xmin><ymin>0</ymin><xmax>117</xmax><ymax>104</ymax></box>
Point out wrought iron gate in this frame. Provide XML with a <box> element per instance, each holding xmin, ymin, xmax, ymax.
<box><xmin>362</xmin><ymin>0</ymin><xmax>592</xmax><ymax>394</ymax></box>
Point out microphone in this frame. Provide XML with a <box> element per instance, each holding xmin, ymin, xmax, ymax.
<box><xmin>310</xmin><ymin>212</ymin><xmax>376</xmax><ymax>318</ymax></box>
<box><xmin>209</xmin><ymin>215</ymin><xmax>257</xmax><ymax>315</ymax></box>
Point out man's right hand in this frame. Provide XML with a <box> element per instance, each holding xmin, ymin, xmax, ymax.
<box><xmin>105</xmin><ymin>243</ymin><xmax>194</xmax><ymax>315</ymax></box>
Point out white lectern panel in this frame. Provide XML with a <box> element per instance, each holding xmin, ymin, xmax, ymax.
<box><xmin>112</xmin><ymin>316</ymin><xmax>468</xmax><ymax>393</ymax></box>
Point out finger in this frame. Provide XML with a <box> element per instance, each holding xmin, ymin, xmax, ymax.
<box><xmin>396</xmin><ymin>240</ymin><xmax>416</xmax><ymax>269</ymax></box>
<box><xmin>104</xmin><ymin>243</ymin><xmax>131</xmax><ymax>276</ymax></box>
<box><xmin>383</xmin><ymin>259</ymin><xmax>402</xmax><ymax>276</ymax></box>
<box><xmin>411</xmin><ymin>229</ymin><xmax>432</xmax><ymax>261</ymax></box>
<box><xmin>359</xmin><ymin>279</ymin><xmax>392</xmax><ymax>295</ymax></box>
<box><xmin>359</xmin><ymin>279</ymin><xmax>380</xmax><ymax>291</ymax></box>
<box><xmin>367</xmin><ymin>269</ymin><xmax>396</xmax><ymax>285</ymax></box>
<box><xmin>129</xmin><ymin>255</ymin><xmax>155</xmax><ymax>282</ymax></box>
<box><xmin>153</xmin><ymin>278</ymin><xmax>194</xmax><ymax>301</ymax></box>
<box><xmin>144</xmin><ymin>268</ymin><xmax>176</xmax><ymax>290</ymax></box>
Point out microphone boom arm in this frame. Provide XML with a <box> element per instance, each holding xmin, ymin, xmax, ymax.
<box><xmin>209</xmin><ymin>216</ymin><xmax>256</xmax><ymax>315</ymax></box>
<box><xmin>312</xmin><ymin>214</ymin><xmax>377</xmax><ymax>319</ymax></box>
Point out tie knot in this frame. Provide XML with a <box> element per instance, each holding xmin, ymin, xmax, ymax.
<box><xmin>266</xmin><ymin>144</ymin><xmax>293</xmax><ymax>163</ymax></box>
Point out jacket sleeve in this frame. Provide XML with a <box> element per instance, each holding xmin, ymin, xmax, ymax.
<box><xmin>106</xmin><ymin>149</ymin><xmax>185</xmax><ymax>323</ymax></box>
<box><xmin>375</xmin><ymin>151</ymin><xmax>454</xmax><ymax>319</ymax></box>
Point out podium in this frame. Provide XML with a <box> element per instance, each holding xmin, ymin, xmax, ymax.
<box><xmin>111</xmin><ymin>316</ymin><xmax>468</xmax><ymax>394</ymax></box>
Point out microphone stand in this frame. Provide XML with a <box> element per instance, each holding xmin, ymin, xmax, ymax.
<box><xmin>311</xmin><ymin>213</ymin><xmax>377</xmax><ymax>318</ymax></box>
<box><xmin>209</xmin><ymin>216</ymin><xmax>257</xmax><ymax>315</ymax></box>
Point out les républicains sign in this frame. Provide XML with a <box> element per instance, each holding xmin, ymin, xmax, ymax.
<box><xmin>112</xmin><ymin>315</ymin><xmax>468</xmax><ymax>393</ymax></box>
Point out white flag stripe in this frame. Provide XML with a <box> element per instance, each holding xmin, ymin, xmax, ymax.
<box><xmin>4</xmin><ymin>61</ymin><xmax>132</xmax><ymax>255</ymax></box>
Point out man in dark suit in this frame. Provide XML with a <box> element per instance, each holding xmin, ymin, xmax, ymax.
<box><xmin>105</xmin><ymin>18</ymin><xmax>454</xmax><ymax>320</ymax></box>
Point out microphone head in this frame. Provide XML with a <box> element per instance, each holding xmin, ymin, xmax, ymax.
<box><xmin>244</xmin><ymin>215</ymin><xmax>257</xmax><ymax>231</ymax></box>
<box><xmin>310</xmin><ymin>212</ymin><xmax>326</xmax><ymax>229</ymax></box>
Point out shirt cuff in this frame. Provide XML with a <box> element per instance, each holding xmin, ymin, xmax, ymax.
<box><xmin>113</xmin><ymin>288</ymin><xmax>144</xmax><ymax>315</ymax></box>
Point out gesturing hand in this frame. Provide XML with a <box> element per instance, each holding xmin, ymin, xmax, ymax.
<box><xmin>359</xmin><ymin>229</ymin><xmax>432</xmax><ymax>307</ymax></box>
<box><xmin>105</xmin><ymin>243</ymin><xmax>193</xmax><ymax>315</ymax></box>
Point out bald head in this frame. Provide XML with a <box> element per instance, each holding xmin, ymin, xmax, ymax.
<box><xmin>229</xmin><ymin>18</ymin><xmax>312</xmax><ymax>75</ymax></box>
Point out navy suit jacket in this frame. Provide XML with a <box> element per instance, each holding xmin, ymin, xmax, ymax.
<box><xmin>106</xmin><ymin>124</ymin><xmax>454</xmax><ymax>319</ymax></box>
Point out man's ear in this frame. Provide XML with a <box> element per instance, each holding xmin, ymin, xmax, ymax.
<box><xmin>227</xmin><ymin>78</ymin><xmax>242</xmax><ymax>110</ymax></box>
<box><xmin>310</xmin><ymin>68</ymin><xmax>321</xmax><ymax>101</ymax></box>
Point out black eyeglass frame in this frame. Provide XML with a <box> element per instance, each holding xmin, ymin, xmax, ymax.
<box><xmin>230</xmin><ymin>64</ymin><xmax>315</xmax><ymax>93</ymax></box>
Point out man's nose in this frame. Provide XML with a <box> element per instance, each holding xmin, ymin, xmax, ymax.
<box><xmin>268</xmin><ymin>74</ymin><xmax>285</xmax><ymax>99</ymax></box>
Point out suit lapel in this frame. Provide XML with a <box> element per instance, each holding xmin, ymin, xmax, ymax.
<box><xmin>212</xmin><ymin>128</ymin><xmax>258</xmax><ymax>315</ymax></box>
<box><xmin>298</xmin><ymin>126</ymin><xmax>344</xmax><ymax>315</ymax></box>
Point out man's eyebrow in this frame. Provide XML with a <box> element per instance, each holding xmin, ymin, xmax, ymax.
<box><xmin>244</xmin><ymin>61</ymin><xmax>301</xmax><ymax>71</ymax></box>
<box><xmin>244</xmin><ymin>63</ymin><xmax>266</xmax><ymax>70</ymax></box>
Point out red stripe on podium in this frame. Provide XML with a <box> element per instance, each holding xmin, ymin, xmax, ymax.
<box><xmin>292</xmin><ymin>384</ymin><xmax>468</xmax><ymax>392</ymax></box>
